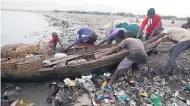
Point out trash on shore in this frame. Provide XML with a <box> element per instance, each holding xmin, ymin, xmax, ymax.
<box><xmin>46</xmin><ymin>66</ymin><xmax>190</xmax><ymax>106</ymax></box>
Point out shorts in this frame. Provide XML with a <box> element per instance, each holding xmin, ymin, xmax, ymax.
<box><xmin>117</xmin><ymin>51</ymin><xmax>148</xmax><ymax>70</ymax></box>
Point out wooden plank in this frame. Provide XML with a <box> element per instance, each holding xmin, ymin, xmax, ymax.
<box><xmin>65</xmin><ymin>44</ymin><xmax>115</xmax><ymax>55</ymax></box>
<box><xmin>43</xmin><ymin>54</ymin><xmax>80</xmax><ymax>67</ymax></box>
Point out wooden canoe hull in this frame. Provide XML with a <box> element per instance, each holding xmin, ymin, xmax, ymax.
<box><xmin>1</xmin><ymin>41</ymin><xmax>158</xmax><ymax>82</ymax></box>
<box><xmin>1</xmin><ymin>49</ymin><xmax>128</xmax><ymax>82</ymax></box>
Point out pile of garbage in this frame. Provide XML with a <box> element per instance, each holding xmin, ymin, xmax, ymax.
<box><xmin>47</xmin><ymin>65</ymin><xmax>190</xmax><ymax>106</ymax></box>
<box><xmin>42</xmin><ymin>14</ymin><xmax>86</xmax><ymax>46</ymax></box>
<box><xmin>42</xmin><ymin>13</ymin><xmax>110</xmax><ymax>46</ymax></box>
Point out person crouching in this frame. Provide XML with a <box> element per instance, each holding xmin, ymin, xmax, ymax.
<box><xmin>64</xmin><ymin>27</ymin><xmax>97</xmax><ymax>52</ymax></box>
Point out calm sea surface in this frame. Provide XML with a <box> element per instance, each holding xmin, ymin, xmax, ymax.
<box><xmin>1</xmin><ymin>10</ymin><xmax>59</xmax><ymax>46</ymax></box>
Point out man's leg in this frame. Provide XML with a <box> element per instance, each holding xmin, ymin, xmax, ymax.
<box><xmin>164</xmin><ymin>40</ymin><xmax>190</xmax><ymax>75</ymax></box>
<box><xmin>130</xmin><ymin>63</ymin><xmax>139</xmax><ymax>83</ymax></box>
<box><xmin>108</xmin><ymin>56</ymin><xmax>133</xmax><ymax>85</ymax></box>
<box><xmin>53</xmin><ymin>44</ymin><xmax>57</xmax><ymax>51</ymax></box>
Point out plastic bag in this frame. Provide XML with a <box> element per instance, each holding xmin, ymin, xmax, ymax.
<box><xmin>64</xmin><ymin>78</ymin><xmax>76</xmax><ymax>86</ymax></box>
<box><xmin>54</xmin><ymin>53</ymin><xmax>67</xmax><ymax>60</ymax></box>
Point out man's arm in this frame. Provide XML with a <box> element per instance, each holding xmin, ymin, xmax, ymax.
<box><xmin>98</xmin><ymin>39</ymin><xmax>108</xmax><ymax>46</ymax></box>
<box><xmin>106</xmin><ymin>39</ymin><xmax>113</xmax><ymax>45</ymax></box>
<box><xmin>96</xmin><ymin>45</ymin><xmax>121</xmax><ymax>59</ymax></box>
<box><xmin>149</xmin><ymin>19</ymin><xmax>161</xmax><ymax>39</ymax></box>
<box><xmin>104</xmin><ymin>45</ymin><xmax>121</xmax><ymax>56</ymax></box>
<box><xmin>148</xmin><ymin>28</ymin><xmax>157</xmax><ymax>39</ymax></box>
<box><xmin>136</xmin><ymin>29</ymin><xmax>143</xmax><ymax>39</ymax></box>
<box><xmin>149</xmin><ymin>16</ymin><xmax>161</xmax><ymax>39</ymax></box>
<box><xmin>63</xmin><ymin>42</ymin><xmax>76</xmax><ymax>53</ymax></box>
<box><xmin>100</xmin><ymin>33</ymin><xmax>114</xmax><ymax>46</ymax></box>
<box><xmin>63</xmin><ymin>38</ymin><xmax>81</xmax><ymax>52</ymax></box>
<box><xmin>145</xmin><ymin>33</ymin><xmax>166</xmax><ymax>44</ymax></box>
<box><xmin>137</xmin><ymin>17</ymin><xmax>148</xmax><ymax>38</ymax></box>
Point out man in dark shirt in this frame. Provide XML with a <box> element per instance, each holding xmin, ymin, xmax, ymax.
<box><xmin>64</xmin><ymin>27</ymin><xmax>97</xmax><ymax>52</ymax></box>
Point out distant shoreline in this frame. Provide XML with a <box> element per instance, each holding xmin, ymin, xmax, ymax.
<box><xmin>1</xmin><ymin>8</ymin><xmax>50</xmax><ymax>12</ymax></box>
<box><xmin>1</xmin><ymin>8</ymin><xmax>189</xmax><ymax>20</ymax></box>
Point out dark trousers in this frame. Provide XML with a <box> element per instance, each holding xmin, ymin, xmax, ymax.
<box><xmin>87</xmin><ymin>34</ymin><xmax>97</xmax><ymax>44</ymax></box>
<box><xmin>165</xmin><ymin>40</ymin><xmax>190</xmax><ymax>73</ymax></box>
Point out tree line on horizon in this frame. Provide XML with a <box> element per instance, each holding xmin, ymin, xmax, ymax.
<box><xmin>1</xmin><ymin>8</ymin><xmax>189</xmax><ymax>20</ymax></box>
<box><xmin>53</xmin><ymin>9</ymin><xmax>189</xmax><ymax>21</ymax></box>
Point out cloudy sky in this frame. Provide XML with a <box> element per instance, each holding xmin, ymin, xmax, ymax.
<box><xmin>1</xmin><ymin>0</ymin><xmax>189</xmax><ymax>17</ymax></box>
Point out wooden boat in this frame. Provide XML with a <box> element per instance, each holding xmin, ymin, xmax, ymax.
<box><xmin>1</xmin><ymin>43</ymin><xmax>158</xmax><ymax>82</ymax></box>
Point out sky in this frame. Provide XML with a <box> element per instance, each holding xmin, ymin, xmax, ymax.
<box><xmin>1</xmin><ymin>0</ymin><xmax>190</xmax><ymax>17</ymax></box>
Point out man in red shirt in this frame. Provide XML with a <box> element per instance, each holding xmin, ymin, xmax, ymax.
<box><xmin>137</xmin><ymin>8</ymin><xmax>162</xmax><ymax>40</ymax></box>
<box><xmin>48</xmin><ymin>32</ymin><xmax>64</xmax><ymax>52</ymax></box>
